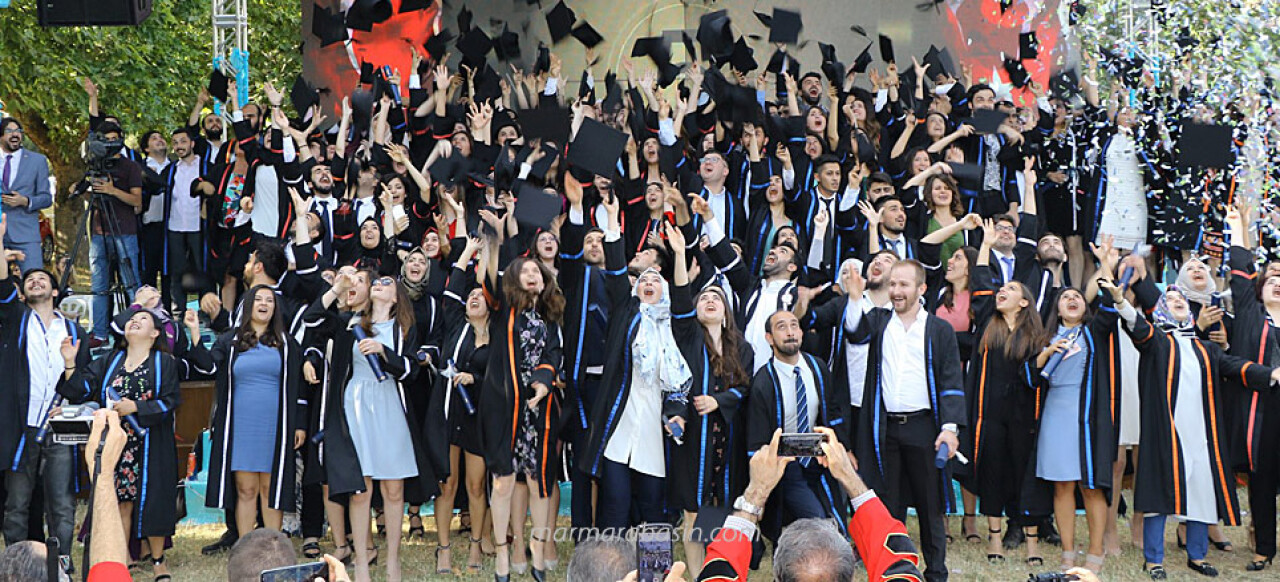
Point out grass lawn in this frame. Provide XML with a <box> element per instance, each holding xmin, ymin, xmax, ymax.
<box><xmin>121</xmin><ymin>507</ymin><xmax>1270</xmax><ymax>581</ymax></box>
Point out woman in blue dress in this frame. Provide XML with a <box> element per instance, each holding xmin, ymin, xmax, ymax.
<box><xmin>205</xmin><ymin>285</ymin><xmax>304</xmax><ymax>537</ymax></box>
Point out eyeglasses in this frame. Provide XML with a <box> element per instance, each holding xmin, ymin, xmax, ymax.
<box><xmin>1</xmin><ymin>127</ymin><xmax>21</xmax><ymax>135</ymax></box>
<box><xmin>372</xmin><ymin>277</ymin><xmax>396</xmax><ymax>287</ymax></box>
<box><xmin>994</xmin><ymin>224</ymin><xmax>1017</xmax><ymax>233</ymax></box>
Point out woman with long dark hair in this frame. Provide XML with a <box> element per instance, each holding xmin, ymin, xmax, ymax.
<box><xmin>305</xmin><ymin>269</ymin><xmax>428</xmax><ymax>582</ymax></box>
<box><xmin>205</xmin><ymin>285</ymin><xmax>304</xmax><ymax>537</ymax></box>
<box><xmin>59</xmin><ymin>308</ymin><xmax>182</xmax><ymax>581</ymax></box>
<box><xmin>965</xmin><ymin>219</ymin><xmax>1048</xmax><ymax>565</ymax></box>
<box><xmin>667</xmin><ymin>225</ymin><xmax>752</xmax><ymax>577</ymax></box>
<box><xmin>428</xmin><ymin>237</ymin><xmax>495</xmax><ymax>574</ymax></box>
<box><xmin>479</xmin><ymin>246</ymin><xmax>565</xmax><ymax>582</ymax></box>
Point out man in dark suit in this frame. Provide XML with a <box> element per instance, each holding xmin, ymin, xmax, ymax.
<box><xmin>844</xmin><ymin>259</ymin><xmax>965</xmax><ymax>582</ymax></box>
<box><xmin>0</xmin><ymin>118</ymin><xmax>54</xmax><ymax>273</ymax></box>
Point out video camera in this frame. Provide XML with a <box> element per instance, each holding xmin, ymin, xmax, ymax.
<box><xmin>82</xmin><ymin>131</ymin><xmax>123</xmax><ymax>180</ymax></box>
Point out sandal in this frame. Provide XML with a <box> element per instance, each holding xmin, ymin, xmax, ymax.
<box><xmin>1247</xmin><ymin>556</ymin><xmax>1273</xmax><ymax>571</ymax></box>
<box><xmin>1211</xmin><ymin>539</ymin><xmax>1234</xmax><ymax>552</ymax></box>
<box><xmin>493</xmin><ymin>540</ymin><xmax>511</xmax><ymax>581</ymax></box>
<box><xmin>152</xmin><ymin>555</ymin><xmax>172</xmax><ymax>582</ymax></box>
<box><xmin>1084</xmin><ymin>553</ymin><xmax>1105</xmax><ymax>574</ymax></box>
<box><xmin>408</xmin><ymin>514</ymin><xmax>426</xmax><ymax>540</ymax></box>
<box><xmin>1025</xmin><ymin>532</ymin><xmax>1043</xmax><ymax>566</ymax></box>
<box><xmin>435</xmin><ymin>544</ymin><xmax>453</xmax><ymax>574</ymax></box>
<box><xmin>333</xmin><ymin>544</ymin><xmax>354</xmax><ymax>565</ymax></box>
<box><xmin>962</xmin><ymin>514</ymin><xmax>982</xmax><ymax>543</ymax></box>
<box><xmin>467</xmin><ymin>537</ymin><xmax>485</xmax><ymax>572</ymax></box>
<box><xmin>987</xmin><ymin>528</ymin><xmax>1006</xmax><ymax>563</ymax></box>
<box><xmin>374</xmin><ymin>508</ymin><xmax>386</xmax><ymax>537</ymax></box>
<box><xmin>302</xmin><ymin>539</ymin><xmax>322</xmax><ymax>559</ymax></box>
<box><xmin>1061</xmin><ymin>550</ymin><xmax>1077</xmax><ymax>570</ymax></box>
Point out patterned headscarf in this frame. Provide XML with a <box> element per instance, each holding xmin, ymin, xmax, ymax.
<box><xmin>1152</xmin><ymin>286</ymin><xmax>1196</xmax><ymax>337</ymax></box>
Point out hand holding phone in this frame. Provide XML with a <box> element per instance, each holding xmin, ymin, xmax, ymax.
<box><xmin>777</xmin><ymin>432</ymin><xmax>828</xmax><ymax>458</ymax></box>
<box><xmin>636</xmin><ymin>524</ymin><xmax>674</xmax><ymax>582</ymax></box>
<box><xmin>260</xmin><ymin>561</ymin><xmax>328</xmax><ymax>582</ymax></box>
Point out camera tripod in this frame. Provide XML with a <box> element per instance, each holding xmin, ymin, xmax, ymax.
<box><xmin>59</xmin><ymin>184</ymin><xmax>138</xmax><ymax>338</ymax></box>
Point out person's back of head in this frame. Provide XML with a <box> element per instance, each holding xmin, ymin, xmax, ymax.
<box><xmin>227</xmin><ymin>529</ymin><xmax>295</xmax><ymax>582</ymax></box>
<box><xmin>773</xmin><ymin>519</ymin><xmax>856</xmax><ymax>582</ymax></box>
<box><xmin>0</xmin><ymin>541</ymin><xmax>68</xmax><ymax>582</ymax></box>
<box><xmin>566</xmin><ymin>535</ymin><xmax>636</xmax><ymax>582</ymax></box>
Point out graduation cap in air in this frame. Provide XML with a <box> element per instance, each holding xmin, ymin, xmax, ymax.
<box><xmin>514</xmin><ymin>183</ymin><xmax>563</xmax><ymax>230</ymax></box>
<box><xmin>495</xmin><ymin>25</ymin><xmax>521</xmax><ymax>62</ymax></box>
<box><xmin>429</xmin><ymin>154</ymin><xmax>467</xmax><ymax>187</ymax></box>
<box><xmin>923</xmin><ymin>45</ymin><xmax>954</xmax><ymax>81</ymax></box>
<box><xmin>1002</xmin><ymin>56</ymin><xmax>1029</xmax><ymax>88</ymax></box>
<box><xmin>632</xmin><ymin>36</ymin><xmax>680</xmax><ymax>87</ymax></box>
<box><xmin>546</xmin><ymin>1</ymin><xmax>577</xmax><ymax>43</ymax></box>
<box><xmin>423</xmin><ymin>29</ymin><xmax>454</xmax><ymax>61</ymax></box>
<box><xmin>398</xmin><ymin>0</ymin><xmax>429</xmax><ymax>13</ymax></box>
<box><xmin>768</xmin><ymin>9</ymin><xmax>802</xmax><ymax>45</ymax></box>
<box><xmin>1176</xmin><ymin>27</ymin><xmax>1197</xmax><ymax>51</ymax></box>
<box><xmin>947</xmin><ymin>162</ymin><xmax>983</xmax><ymax>182</ymax></box>
<box><xmin>1019</xmin><ymin>31</ymin><xmax>1040</xmax><ymax>61</ymax></box>
<box><xmin>852</xmin><ymin>43</ymin><xmax>874</xmax><ymax>74</ymax></box>
<box><xmin>818</xmin><ymin>43</ymin><xmax>845</xmax><ymax>86</ymax></box>
<box><xmin>533</xmin><ymin>44</ymin><xmax>551</xmax><ymax>75</ymax></box>
<box><xmin>312</xmin><ymin>5</ymin><xmax>349</xmax><ymax>47</ymax></box>
<box><xmin>753</xmin><ymin>10</ymin><xmax>772</xmax><ymax>28</ymax></box>
<box><xmin>518</xmin><ymin>107</ymin><xmax>573</xmax><ymax>145</ymax></box>
<box><xmin>456</xmin><ymin>6</ymin><xmax>472</xmax><ymax>33</ymax></box>
<box><xmin>572</xmin><ymin>21</ymin><xmax>604</xmax><ymax>49</ymax></box>
<box><xmin>208</xmin><ymin>68</ymin><xmax>230</xmax><ymax>102</ymax></box>
<box><xmin>878</xmin><ymin>34</ymin><xmax>895</xmax><ymax>63</ymax></box>
<box><xmin>729</xmin><ymin>37</ymin><xmax>757</xmax><ymax>73</ymax></box>
<box><xmin>602</xmin><ymin>70</ymin><xmax>624</xmax><ymax>111</ymax></box>
<box><xmin>472</xmin><ymin>64</ymin><xmax>503</xmax><ymax>104</ymax></box>
<box><xmin>345</xmin><ymin>0</ymin><xmax>392</xmax><ymax>32</ymax></box>
<box><xmin>766</xmin><ymin>49</ymin><xmax>800</xmax><ymax>76</ymax></box>
<box><xmin>359</xmin><ymin>62</ymin><xmax>376</xmax><ymax>85</ymax></box>
<box><xmin>965</xmin><ymin>108</ymin><xmax>1009</xmax><ymax>134</ymax></box>
<box><xmin>291</xmin><ymin>75</ymin><xmax>319</xmax><ymax>118</ymax></box>
<box><xmin>1050</xmin><ymin>69</ymin><xmax>1080</xmax><ymax>100</ymax></box>
<box><xmin>457</xmin><ymin>27</ymin><xmax>494</xmax><ymax>68</ymax></box>
<box><xmin>578</xmin><ymin>69</ymin><xmax>594</xmax><ymax>102</ymax></box>
<box><xmin>349</xmin><ymin>87</ymin><xmax>376</xmax><ymax>136</ymax></box>
<box><xmin>568</xmin><ymin>117</ymin><xmax>627</xmax><ymax>178</ymax></box>
<box><xmin>1177</xmin><ymin>123</ymin><xmax>1235</xmax><ymax>168</ymax></box>
<box><xmin>697</xmin><ymin>10</ymin><xmax>733</xmax><ymax>65</ymax></box>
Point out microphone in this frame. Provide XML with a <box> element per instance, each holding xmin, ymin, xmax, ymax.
<box><xmin>105</xmin><ymin>386</ymin><xmax>147</xmax><ymax>436</ymax></box>
<box><xmin>352</xmin><ymin>325</ymin><xmax>388</xmax><ymax>382</ymax></box>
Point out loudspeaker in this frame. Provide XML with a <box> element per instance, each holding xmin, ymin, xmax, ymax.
<box><xmin>37</xmin><ymin>0</ymin><xmax>152</xmax><ymax>26</ymax></box>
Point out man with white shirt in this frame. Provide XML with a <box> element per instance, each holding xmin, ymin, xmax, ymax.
<box><xmin>0</xmin><ymin>236</ymin><xmax>91</xmax><ymax>574</ymax></box>
<box><xmin>844</xmin><ymin>260</ymin><xmax>965</xmax><ymax>582</ymax></box>
<box><xmin>0</xmin><ymin>118</ymin><xmax>53</xmax><ymax>273</ymax></box>
<box><xmin>162</xmin><ymin>128</ymin><xmax>206</xmax><ymax>314</ymax></box>
<box><xmin>746</xmin><ymin>310</ymin><xmax>851</xmax><ymax>530</ymax></box>
<box><xmin>694</xmin><ymin>151</ymin><xmax>745</xmax><ymax>242</ymax></box>
<box><xmin>306</xmin><ymin>163</ymin><xmax>343</xmax><ymax>266</ymax></box>
<box><xmin>987</xmin><ymin>213</ymin><xmax>1039</xmax><ymax>286</ymax></box>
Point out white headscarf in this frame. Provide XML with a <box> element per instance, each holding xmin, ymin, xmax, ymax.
<box><xmin>631</xmin><ymin>268</ymin><xmax>693</xmax><ymax>396</ymax></box>
<box><xmin>1175</xmin><ymin>258</ymin><xmax>1230</xmax><ymax>311</ymax></box>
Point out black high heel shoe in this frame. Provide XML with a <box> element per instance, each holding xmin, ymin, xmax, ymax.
<box><xmin>407</xmin><ymin>514</ymin><xmax>426</xmax><ymax>539</ymax></box>
<box><xmin>1024</xmin><ymin>532</ymin><xmax>1044</xmax><ymax>566</ymax></box>
<box><xmin>1247</xmin><ymin>556</ymin><xmax>1273</xmax><ymax>571</ymax></box>
<box><xmin>987</xmin><ymin>528</ymin><xmax>1006</xmax><ymax>563</ymax></box>
<box><xmin>1187</xmin><ymin>559</ymin><xmax>1219</xmax><ymax>577</ymax></box>
<box><xmin>961</xmin><ymin>514</ymin><xmax>981</xmax><ymax>543</ymax></box>
<box><xmin>493</xmin><ymin>540</ymin><xmax>511</xmax><ymax>582</ymax></box>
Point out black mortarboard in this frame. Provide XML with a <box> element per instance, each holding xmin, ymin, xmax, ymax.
<box><xmin>528</xmin><ymin>142</ymin><xmax>559</xmax><ymax>180</ymax></box>
<box><xmin>578</xmin><ymin>69</ymin><xmax>594</xmax><ymax>102</ymax></box>
<box><xmin>495</xmin><ymin>24</ymin><xmax>521</xmax><ymax>61</ymax></box>
<box><xmin>1003</xmin><ymin>56</ymin><xmax>1029</xmax><ymax>88</ymax></box>
<box><xmin>753</xmin><ymin>10</ymin><xmax>772</xmax><ymax>28</ymax></box>
<box><xmin>423</xmin><ymin>29</ymin><xmax>454</xmax><ymax>61</ymax></box>
<box><xmin>966</xmin><ymin>108</ymin><xmax>1009</xmax><ymax>134</ymax></box>
<box><xmin>1019</xmin><ymin>31</ymin><xmax>1040</xmax><ymax>61</ymax></box>
<box><xmin>568</xmin><ymin>118</ymin><xmax>627</xmax><ymax>178</ymax></box>
<box><xmin>572</xmin><ymin>21</ymin><xmax>604</xmax><ymax>49</ymax></box>
<box><xmin>729</xmin><ymin>37</ymin><xmax>757</xmax><ymax>73</ymax></box>
<box><xmin>408</xmin><ymin>88</ymin><xmax>430</xmax><ymax>109</ymax></box>
<box><xmin>923</xmin><ymin>45</ymin><xmax>953</xmax><ymax>80</ymax></box>
<box><xmin>852</xmin><ymin>43</ymin><xmax>873</xmax><ymax>74</ymax></box>
<box><xmin>818</xmin><ymin>42</ymin><xmax>844</xmax><ymax>86</ymax></box>
<box><xmin>208</xmin><ymin>69</ymin><xmax>230</xmax><ymax>102</ymax></box>
<box><xmin>1050</xmin><ymin>69</ymin><xmax>1080</xmax><ymax>100</ymax></box>
<box><xmin>533</xmin><ymin>44</ymin><xmax>551</xmax><ymax>75</ymax></box>
<box><xmin>697</xmin><ymin>10</ymin><xmax>733</xmax><ymax>65</ymax></box>
<box><xmin>768</xmin><ymin>9</ymin><xmax>802</xmax><ymax>45</ymax></box>
<box><xmin>631</xmin><ymin>36</ymin><xmax>664</xmax><ymax>58</ymax></box>
<box><xmin>766</xmin><ymin>49</ymin><xmax>799</xmax><ymax>75</ymax></box>
<box><xmin>547</xmin><ymin>1</ymin><xmax>577</xmax><ymax>43</ymax></box>
<box><xmin>518</xmin><ymin>107</ymin><xmax>573</xmax><ymax>147</ymax></box>
<box><xmin>602</xmin><ymin>70</ymin><xmax>624</xmax><ymax>111</ymax></box>
<box><xmin>429</xmin><ymin>155</ymin><xmax>466</xmax><ymax>187</ymax></box>
<box><xmin>680</xmin><ymin>31</ymin><xmax>697</xmax><ymax>64</ymax></box>
<box><xmin>947</xmin><ymin>162</ymin><xmax>983</xmax><ymax>182</ymax></box>
<box><xmin>514</xmin><ymin>183</ymin><xmax>563</xmax><ymax>229</ymax></box>
<box><xmin>1176</xmin><ymin>27</ymin><xmax>1197</xmax><ymax>51</ymax></box>
<box><xmin>359</xmin><ymin>62</ymin><xmax>376</xmax><ymax>85</ymax></box>
<box><xmin>398</xmin><ymin>0</ymin><xmax>428</xmax><ymax>13</ymax></box>
<box><xmin>1177</xmin><ymin>123</ymin><xmax>1234</xmax><ymax>168</ymax></box>
<box><xmin>350</xmin><ymin>88</ymin><xmax>376</xmax><ymax>136</ymax></box>
<box><xmin>291</xmin><ymin>75</ymin><xmax>319</xmax><ymax>118</ymax></box>
<box><xmin>312</xmin><ymin>5</ymin><xmax>348</xmax><ymax>47</ymax></box>
<box><xmin>457</xmin><ymin>27</ymin><xmax>494</xmax><ymax>68</ymax></box>
<box><xmin>345</xmin><ymin>0</ymin><xmax>391</xmax><ymax>32</ymax></box>
<box><xmin>878</xmin><ymin>34</ymin><xmax>895</xmax><ymax>63</ymax></box>
<box><xmin>472</xmin><ymin>64</ymin><xmax>503</xmax><ymax>103</ymax></box>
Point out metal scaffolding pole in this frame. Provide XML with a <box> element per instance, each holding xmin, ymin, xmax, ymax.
<box><xmin>212</xmin><ymin>0</ymin><xmax>249</xmax><ymax>112</ymax></box>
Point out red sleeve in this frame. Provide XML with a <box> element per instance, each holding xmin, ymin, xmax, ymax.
<box><xmin>88</xmin><ymin>562</ymin><xmax>133</xmax><ymax>582</ymax></box>
<box><xmin>847</xmin><ymin>497</ymin><xmax>924</xmax><ymax>582</ymax></box>
<box><xmin>696</xmin><ymin>527</ymin><xmax>753</xmax><ymax>582</ymax></box>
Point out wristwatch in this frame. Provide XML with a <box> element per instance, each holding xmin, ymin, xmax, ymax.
<box><xmin>733</xmin><ymin>495</ymin><xmax>763</xmax><ymax>518</ymax></box>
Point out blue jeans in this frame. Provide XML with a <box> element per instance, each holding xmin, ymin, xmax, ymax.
<box><xmin>3</xmin><ymin>427</ymin><xmax>77</xmax><ymax>559</ymax></box>
<box><xmin>1144</xmin><ymin>514</ymin><xmax>1208</xmax><ymax>564</ymax></box>
<box><xmin>596</xmin><ymin>458</ymin><xmax>665</xmax><ymax>530</ymax></box>
<box><xmin>89</xmin><ymin>234</ymin><xmax>140</xmax><ymax>339</ymax></box>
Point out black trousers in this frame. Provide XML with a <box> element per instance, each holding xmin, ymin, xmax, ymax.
<box><xmin>872</xmin><ymin>412</ymin><xmax>949</xmax><ymax>582</ymax></box>
<box><xmin>138</xmin><ymin>222</ymin><xmax>165</xmax><ymax>291</ymax></box>
<box><xmin>976</xmin><ymin>413</ymin><xmax>1038</xmax><ymax>526</ymax></box>
<box><xmin>166</xmin><ymin>230</ymin><xmax>202</xmax><ymax>313</ymax></box>
<box><xmin>1249</xmin><ymin>400</ymin><xmax>1280</xmax><ymax>559</ymax></box>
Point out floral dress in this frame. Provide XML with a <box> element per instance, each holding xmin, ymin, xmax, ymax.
<box><xmin>110</xmin><ymin>365</ymin><xmax>155</xmax><ymax>502</ymax></box>
<box><xmin>512</xmin><ymin>308</ymin><xmax>548</xmax><ymax>476</ymax></box>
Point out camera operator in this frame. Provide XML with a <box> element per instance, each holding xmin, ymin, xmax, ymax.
<box><xmin>0</xmin><ymin>216</ymin><xmax>92</xmax><ymax>574</ymax></box>
<box><xmin>0</xmin><ymin>117</ymin><xmax>53</xmax><ymax>273</ymax></box>
<box><xmin>81</xmin><ymin>121</ymin><xmax>144</xmax><ymax>348</ymax></box>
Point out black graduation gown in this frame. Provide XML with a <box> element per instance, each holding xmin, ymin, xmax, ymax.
<box><xmin>1020</xmin><ymin>300</ymin><xmax>1122</xmax><ymax>516</ymax></box>
<box><xmin>666</xmin><ymin>282</ymin><xmax>751</xmax><ymax>513</ymax></box>
<box><xmin>423</xmin><ymin>266</ymin><xmax>491</xmax><ymax>481</ymax></box>
<box><xmin>558</xmin><ymin>220</ymin><xmax>612</xmax><ymax>439</ymax></box>
<box><xmin>58</xmin><ymin>350</ymin><xmax>182</xmax><ymax>538</ymax></box>
<box><xmin>477</xmin><ymin>289</ymin><xmax>565</xmax><ymax>496</ymax></box>
<box><xmin>1227</xmin><ymin>245</ymin><xmax>1280</xmax><ymax>472</ymax></box>
<box><xmin>300</xmin><ymin>301</ymin><xmax>433</xmax><ymax>501</ymax></box>
<box><xmin>205</xmin><ymin>333</ymin><xmax>304</xmax><ymax>511</ymax></box>
<box><xmin>1122</xmin><ymin>307</ymin><xmax>1275</xmax><ymax>524</ymax></box>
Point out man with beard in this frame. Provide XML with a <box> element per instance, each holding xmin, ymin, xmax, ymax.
<box><xmin>0</xmin><ymin>118</ymin><xmax>52</xmax><ymax>274</ymax></box>
<box><xmin>0</xmin><ymin>237</ymin><xmax>92</xmax><ymax>575</ymax></box>
<box><xmin>692</xmin><ymin>150</ymin><xmax>746</xmax><ymax>242</ymax></box>
<box><xmin>161</xmin><ymin>128</ymin><xmax>207</xmax><ymax>315</ymax></box>
<box><xmin>306</xmin><ymin>163</ymin><xmax>340</xmax><ymax>265</ymax></box>
<box><xmin>790</xmin><ymin>155</ymin><xmax>859</xmax><ymax>277</ymax></box>
<box><xmin>188</xmin><ymin>88</ymin><xmax>233</xmax><ymax>166</ymax></box>
<box><xmin>859</xmin><ymin>195</ymin><xmax>918</xmax><ymax>263</ymax></box>
<box><xmin>798</xmin><ymin>72</ymin><xmax>826</xmax><ymax>112</ymax></box>
<box><xmin>737</xmin><ymin>242</ymin><xmax>800</xmax><ymax>372</ymax></box>
<box><xmin>746</xmin><ymin>310</ymin><xmax>851</xmax><ymax>531</ymax></box>
<box><xmin>843</xmin><ymin>260</ymin><xmax>965</xmax><ymax>582</ymax></box>
<box><xmin>138</xmin><ymin>130</ymin><xmax>170</xmax><ymax>294</ymax></box>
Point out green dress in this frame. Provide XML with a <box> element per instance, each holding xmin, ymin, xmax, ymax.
<box><xmin>927</xmin><ymin>216</ymin><xmax>965</xmax><ymax>263</ymax></box>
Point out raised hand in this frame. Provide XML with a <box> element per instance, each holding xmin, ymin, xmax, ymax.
<box><xmin>61</xmin><ymin>336</ymin><xmax>79</xmax><ymax>367</ymax></box>
<box><xmin>664</xmin><ymin>220</ymin><xmax>686</xmax><ymax>253</ymax></box>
